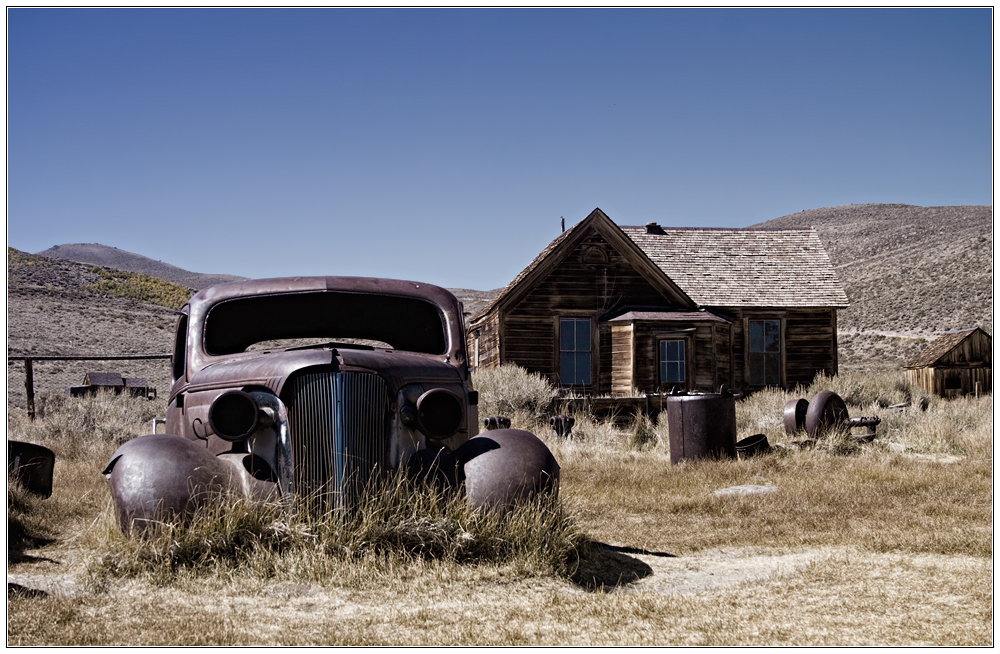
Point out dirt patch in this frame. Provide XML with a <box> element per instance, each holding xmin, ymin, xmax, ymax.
<box><xmin>618</xmin><ymin>546</ymin><xmax>836</xmax><ymax>596</ymax></box>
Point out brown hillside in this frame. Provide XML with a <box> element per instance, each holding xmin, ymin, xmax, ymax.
<box><xmin>36</xmin><ymin>243</ymin><xmax>247</xmax><ymax>290</ymax></box>
<box><xmin>7</xmin><ymin>248</ymin><xmax>179</xmax><ymax>356</ymax></box>
<box><xmin>752</xmin><ymin>204</ymin><xmax>993</xmax><ymax>366</ymax></box>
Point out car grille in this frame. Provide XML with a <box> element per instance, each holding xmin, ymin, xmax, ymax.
<box><xmin>285</xmin><ymin>371</ymin><xmax>391</xmax><ymax>513</ymax></box>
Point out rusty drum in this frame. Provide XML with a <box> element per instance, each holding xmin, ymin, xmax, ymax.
<box><xmin>666</xmin><ymin>392</ymin><xmax>737</xmax><ymax>464</ymax></box>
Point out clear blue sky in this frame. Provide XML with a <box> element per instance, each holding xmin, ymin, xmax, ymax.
<box><xmin>7</xmin><ymin>8</ymin><xmax>993</xmax><ymax>291</ymax></box>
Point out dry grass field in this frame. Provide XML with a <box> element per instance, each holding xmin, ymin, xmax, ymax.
<box><xmin>6</xmin><ymin>205</ymin><xmax>993</xmax><ymax>645</ymax></box>
<box><xmin>7</xmin><ymin>368</ymin><xmax>992</xmax><ymax>646</ymax></box>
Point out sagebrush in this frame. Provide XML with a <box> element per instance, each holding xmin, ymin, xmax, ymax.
<box><xmin>81</xmin><ymin>266</ymin><xmax>192</xmax><ymax>309</ymax></box>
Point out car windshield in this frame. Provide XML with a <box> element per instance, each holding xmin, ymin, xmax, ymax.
<box><xmin>204</xmin><ymin>291</ymin><xmax>448</xmax><ymax>356</ymax></box>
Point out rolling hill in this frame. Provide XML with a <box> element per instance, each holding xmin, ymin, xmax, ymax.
<box><xmin>35</xmin><ymin>243</ymin><xmax>247</xmax><ymax>290</ymax></box>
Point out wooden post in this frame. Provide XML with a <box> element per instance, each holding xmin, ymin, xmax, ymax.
<box><xmin>24</xmin><ymin>358</ymin><xmax>35</xmax><ymax>420</ymax></box>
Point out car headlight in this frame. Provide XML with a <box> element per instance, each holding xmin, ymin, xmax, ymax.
<box><xmin>208</xmin><ymin>390</ymin><xmax>260</xmax><ymax>441</ymax></box>
<box><xmin>415</xmin><ymin>389</ymin><xmax>463</xmax><ymax>440</ymax></box>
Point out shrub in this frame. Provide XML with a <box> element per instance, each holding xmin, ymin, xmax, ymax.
<box><xmin>806</xmin><ymin>370</ymin><xmax>925</xmax><ymax>410</ymax></box>
<box><xmin>81</xmin><ymin>267</ymin><xmax>192</xmax><ymax>310</ymax></box>
<box><xmin>472</xmin><ymin>364</ymin><xmax>556</xmax><ymax>424</ymax></box>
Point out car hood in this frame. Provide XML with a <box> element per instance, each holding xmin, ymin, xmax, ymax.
<box><xmin>177</xmin><ymin>347</ymin><xmax>464</xmax><ymax>400</ymax></box>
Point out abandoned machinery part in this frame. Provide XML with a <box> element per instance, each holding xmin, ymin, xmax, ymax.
<box><xmin>457</xmin><ymin>429</ymin><xmax>560</xmax><ymax>510</ymax></box>
<box><xmin>550</xmin><ymin>414</ymin><xmax>575</xmax><ymax>438</ymax></box>
<box><xmin>735</xmin><ymin>433</ymin><xmax>771</xmax><ymax>458</ymax></box>
<box><xmin>8</xmin><ymin>440</ymin><xmax>55</xmax><ymax>499</ymax></box>
<box><xmin>482</xmin><ymin>415</ymin><xmax>512</xmax><ymax>431</ymax></box>
<box><xmin>783</xmin><ymin>391</ymin><xmax>881</xmax><ymax>441</ymax></box>
<box><xmin>106</xmin><ymin>427</ymin><xmax>560</xmax><ymax>532</ymax></box>
<box><xmin>403</xmin><ymin>428</ymin><xmax>560</xmax><ymax>510</ymax></box>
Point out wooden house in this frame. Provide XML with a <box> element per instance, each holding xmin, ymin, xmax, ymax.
<box><xmin>466</xmin><ymin>208</ymin><xmax>849</xmax><ymax>394</ymax></box>
<box><xmin>904</xmin><ymin>328</ymin><xmax>992</xmax><ymax>398</ymax></box>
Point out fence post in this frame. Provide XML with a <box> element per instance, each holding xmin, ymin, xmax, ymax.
<box><xmin>24</xmin><ymin>357</ymin><xmax>35</xmax><ymax>420</ymax></box>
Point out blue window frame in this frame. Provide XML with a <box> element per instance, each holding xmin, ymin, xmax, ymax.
<box><xmin>659</xmin><ymin>339</ymin><xmax>686</xmax><ymax>385</ymax></box>
<box><xmin>559</xmin><ymin>318</ymin><xmax>591</xmax><ymax>386</ymax></box>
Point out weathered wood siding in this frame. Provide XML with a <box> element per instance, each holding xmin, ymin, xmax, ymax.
<box><xmin>468</xmin><ymin>313</ymin><xmax>502</xmax><ymax>370</ymax></box>
<box><xmin>906</xmin><ymin>366</ymin><xmax>992</xmax><ymax>398</ymax></box>
<box><xmin>720</xmin><ymin>307</ymin><xmax>838</xmax><ymax>390</ymax></box>
<box><xmin>502</xmin><ymin>234</ymin><xmax>671</xmax><ymax>390</ymax></box>
<box><xmin>713</xmin><ymin>323</ymin><xmax>733</xmax><ymax>389</ymax></box>
<box><xmin>937</xmin><ymin>330</ymin><xmax>992</xmax><ymax>367</ymax></box>
<box><xmin>783</xmin><ymin>308</ymin><xmax>839</xmax><ymax>387</ymax></box>
<box><xmin>610</xmin><ymin>322</ymin><xmax>634</xmax><ymax>394</ymax></box>
<box><xmin>627</xmin><ymin>321</ymin><xmax>724</xmax><ymax>393</ymax></box>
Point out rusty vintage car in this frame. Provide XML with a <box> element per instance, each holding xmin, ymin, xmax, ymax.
<box><xmin>103</xmin><ymin>277</ymin><xmax>558</xmax><ymax>532</ymax></box>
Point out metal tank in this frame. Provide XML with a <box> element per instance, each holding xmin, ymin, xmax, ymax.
<box><xmin>666</xmin><ymin>390</ymin><xmax>737</xmax><ymax>464</ymax></box>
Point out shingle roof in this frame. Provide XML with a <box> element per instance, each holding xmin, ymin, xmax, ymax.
<box><xmin>84</xmin><ymin>372</ymin><xmax>124</xmax><ymax>387</ymax></box>
<box><xmin>607</xmin><ymin>310</ymin><xmax>732</xmax><ymax>324</ymax></box>
<box><xmin>620</xmin><ymin>227</ymin><xmax>849</xmax><ymax>308</ymax></box>
<box><xmin>904</xmin><ymin>328</ymin><xmax>981</xmax><ymax>368</ymax></box>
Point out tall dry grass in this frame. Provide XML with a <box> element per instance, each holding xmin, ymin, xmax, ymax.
<box><xmin>8</xmin><ymin>388</ymin><xmax>584</xmax><ymax>588</ymax></box>
<box><xmin>87</xmin><ymin>475</ymin><xmax>583</xmax><ymax>586</ymax></box>
<box><xmin>8</xmin><ymin>390</ymin><xmax>165</xmax><ymax>556</ymax></box>
<box><xmin>539</xmin><ymin>368</ymin><xmax>992</xmax><ymax>561</ymax></box>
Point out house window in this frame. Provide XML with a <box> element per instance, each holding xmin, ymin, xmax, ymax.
<box><xmin>559</xmin><ymin>318</ymin><xmax>592</xmax><ymax>386</ymax></box>
<box><xmin>474</xmin><ymin>336</ymin><xmax>480</xmax><ymax>368</ymax></box>
<box><xmin>659</xmin><ymin>339</ymin><xmax>686</xmax><ymax>385</ymax></box>
<box><xmin>749</xmin><ymin>319</ymin><xmax>781</xmax><ymax>386</ymax></box>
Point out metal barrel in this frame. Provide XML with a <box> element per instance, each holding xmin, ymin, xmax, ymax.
<box><xmin>666</xmin><ymin>393</ymin><xmax>737</xmax><ymax>464</ymax></box>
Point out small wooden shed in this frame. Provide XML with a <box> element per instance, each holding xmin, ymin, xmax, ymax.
<box><xmin>83</xmin><ymin>372</ymin><xmax>125</xmax><ymax>388</ymax></box>
<box><xmin>904</xmin><ymin>328</ymin><xmax>992</xmax><ymax>398</ymax></box>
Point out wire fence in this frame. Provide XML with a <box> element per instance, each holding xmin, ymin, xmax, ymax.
<box><xmin>7</xmin><ymin>354</ymin><xmax>172</xmax><ymax>417</ymax></box>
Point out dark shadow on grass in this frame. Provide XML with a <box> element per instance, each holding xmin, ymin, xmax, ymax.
<box><xmin>8</xmin><ymin>518</ymin><xmax>57</xmax><ymax>565</ymax></box>
<box><xmin>602</xmin><ymin>543</ymin><xmax>677</xmax><ymax>558</ymax></box>
<box><xmin>570</xmin><ymin>541</ymin><xmax>676</xmax><ymax>592</ymax></box>
<box><xmin>8</xmin><ymin>582</ymin><xmax>49</xmax><ymax>598</ymax></box>
<box><xmin>9</xmin><ymin>551</ymin><xmax>60</xmax><ymax>565</ymax></box>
